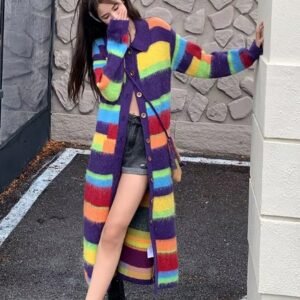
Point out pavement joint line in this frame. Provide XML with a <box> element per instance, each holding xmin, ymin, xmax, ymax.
<box><xmin>71</xmin><ymin>148</ymin><xmax>250</xmax><ymax>167</ymax></box>
<box><xmin>0</xmin><ymin>148</ymin><xmax>85</xmax><ymax>247</ymax></box>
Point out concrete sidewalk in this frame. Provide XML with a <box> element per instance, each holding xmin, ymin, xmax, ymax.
<box><xmin>0</xmin><ymin>151</ymin><xmax>250</xmax><ymax>300</ymax></box>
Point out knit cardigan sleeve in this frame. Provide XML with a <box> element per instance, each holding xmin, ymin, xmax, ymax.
<box><xmin>92</xmin><ymin>19</ymin><xmax>130</xmax><ymax>102</ymax></box>
<box><xmin>169</xmin><ymin>28</ymin><xmax>263</xmax><ymax>78</ymax></box>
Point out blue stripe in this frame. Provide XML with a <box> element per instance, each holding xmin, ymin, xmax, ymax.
<box><xmin>93</xmin><ymin>60</ymin><xmax>107</xmax><ymax>68</ymax></box>
<box><xmin>146</xmin><ymin>101</ymin><xmax>170</xmax><ymax>116</ymax></box>
<box><xmin>85</xmin><ymin>174</ymin><xmax>113</xmax><ymax>188</ymax></box>
<box><xmin>158</xmin><ymin>269</ymin><xmax>179</xmax><ymax>279</ymax></box>
<box><xmin>229</xmin><ymin>49</ymin><xmax>245</xmax><ymax>73</ymax></box>
<box><xmin>107</xmin><ymin>39</ymin><xmax>128</xmax><ymax>57</ymax></box>
<box><xmin>92</xmin><ymin>38</ymin><xmax>105</xmax><ymax>56</ymax></box>
<box><xmin>97</xmin><ymin>108</ymin><xmax>120</xmax><ymax>124</ymax></box>
<box><xmin>172</xmin><ymin>34</ymin><xmax>187</xmax><ymax>71</ymax></box>
<box><xmin>153</xmin><ymin>175</ymin><xmax>172</xmax><ymax>189</ymax></box>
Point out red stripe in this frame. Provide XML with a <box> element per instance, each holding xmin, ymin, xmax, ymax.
<box><xmin>122</xmin><ymin>34</ymin><xmax>129</xmax><ymax>44</ymax></box>
<box><xmin>148</xmin><ymin>110</ymin><xmax>170</xmax><ymax>135</ymax></box>
<box><xmin>157</xmin><ymin>252</ymin><xmax>178</xmax><ymax>271</ymax></box>
<box><xmin>84</xmin><ymin>183</ymin><xmax>112</xmax><ymax>206</ymax></box>
<box><xmin>107</xmin><ymin>124</ymin><xmax>118</xmax><ymax>139</ymax></box>
<box><xmin>186</xmin><ymin>41</ymin><xmax>202</xmax><ymax>59</ymax></box>
<box><xmin>94</xmin><ymin>68</ymin><xmax>103</xmax><ymax>83</ymax></box>
<box><xmin>240</xmin><ymin>50</ymin><xmax>253</xmax><ymax>68</ymax></box>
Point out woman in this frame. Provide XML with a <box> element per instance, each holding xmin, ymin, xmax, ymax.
<box><xmin>68</xmin><ymin>1</ymin><xmax>264</xmax><ymax>299</ymax></box>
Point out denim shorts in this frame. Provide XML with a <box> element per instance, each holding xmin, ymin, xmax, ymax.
<box><xmin>121</xmin><ymin>113</ymin><xmax>148</xmax><ymax>175</ymax></box>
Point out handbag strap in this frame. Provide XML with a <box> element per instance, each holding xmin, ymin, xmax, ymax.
<box><xmin>124</xmin><ymin>68</ymin><xmax>171</xmax><ymax>141</ymax></box>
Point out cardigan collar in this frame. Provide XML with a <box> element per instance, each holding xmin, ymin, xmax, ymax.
<box><xmin>130</xmin><ymin>18</ymin><xmax>151</xmax><ymax>51</ymax></box>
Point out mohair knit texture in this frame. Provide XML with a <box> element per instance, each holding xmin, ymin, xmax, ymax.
<box><xmin>83</xmin><ymin>16</ymin><xmax>263</xmax><ymax>294</ymax></box>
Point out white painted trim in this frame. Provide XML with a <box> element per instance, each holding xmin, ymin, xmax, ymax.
<box><xmin>179</xmin><ymin>156</ymin><xmax>250</xmax><ymax>167</ymax></box>
<box><xmin>78</xmin><ymin>148</ymin><xmax>250</xmax><ymax>167</ymax></box>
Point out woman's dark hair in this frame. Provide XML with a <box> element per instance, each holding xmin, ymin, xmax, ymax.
<box><xmin>67</xmin><ymin>0</ymin><xmax>141</xmax><ymax>104</ymax></box>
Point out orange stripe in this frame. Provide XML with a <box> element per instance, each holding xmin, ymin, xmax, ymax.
<box><xmin>84</xmin><ymin>201</ymin><xmax>109</xmax><ymax>223</ymax></box>
<box><xmin>118</xmin><ymin>262</ymin><xmax>153</xmax><ymax>280</ymax></box>
<box><xmin>156</xmin><ymin>237</ymin><xmax>177</xmax><ymax>253</ymax></box>
<box><xmin>147</xmin><ymin>17</ymin><xmax>171</xmax><ymax>30</ymax></box>
<box><xmin>150</xmin><ymin>131</ymin><xmax>168</xmax><ymax>149</ymax></box>
<box><xmin>201</xmin><ymin>51</ymin><xmax>212</xmax><ymax>64</ymax></box>
<box><xmin>98</xmin><ymin>74</ymin><xmax>110</xmax><ymax>89</ymax></box>
<box><xmin>103</xmin><ymin>138</ymin><xmax>116</xmax><ymax>154</ymax></box>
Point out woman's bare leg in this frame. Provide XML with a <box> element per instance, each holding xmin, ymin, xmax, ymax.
<box><xmin>85</xmin><ymin>172</ymin><xmax>148</xmax><ymax>300</ymax></box>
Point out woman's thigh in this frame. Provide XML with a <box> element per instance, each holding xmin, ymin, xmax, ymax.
<box><xmin>104</xmin><ymin>173</ymin><xmax>148</xmax><ymax>234</ymax></box>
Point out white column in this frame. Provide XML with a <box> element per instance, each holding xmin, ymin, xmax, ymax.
<box><xmin>247</xmin><ymin>0</ymin><xmax>300</xmax><ymax>299</ymax></box>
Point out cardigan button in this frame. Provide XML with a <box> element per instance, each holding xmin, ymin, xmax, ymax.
<box><xmin>129</xmin><ymin>70</ymin><xmax>135</xmax><ymax>76</ymax></box>
<box><xmin>146</xmin><ymin>138</ymin><xmax>150</xmax><ymax>143</ymax></box>
<box><xmin>141</xmin><ymin>112</ymin><xmax>147</xmax><ymax>118</ymax></box>
<box><xmin>128</xmin><ymin>49</ymin><xmax>132</xmax><ymax>55</ymax></box>
<box><xmin>136</xmin><ymin>91</ymin><xmax>142</xmax><ymax>98</ymax></box>
<box><xmin>150</xmin><ymin>219</ymin><xmax>153</xmax><ymax>224</ymax></box>
<box><xmin>147</xmin><ymin>155</ymin><xmax>152</xmax><ymax>161</ymax></box>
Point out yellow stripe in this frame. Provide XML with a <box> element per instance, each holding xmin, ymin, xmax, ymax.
<box><xmin>83</xmin><ymin>238</ymin><xmax>98</xmax><ymax>266</ymax></box>
<box><xmin>153</xmin><ymin>193</ymin><xmax>175</xmax><ymax>219</ymax></box>
<box><xmin>118</xmin><ymin>261</ymin><xmax>153</xmax><ymax>280</ymax></box>
<box><xmin>124</xmin><ymin>228</ymin><xmax>151</xmax><ymax>250</ymax></box>
<box><xmin>137</xmin><ymin>41</ymin><xmax>170</xmax><ymax>72</ymax></box>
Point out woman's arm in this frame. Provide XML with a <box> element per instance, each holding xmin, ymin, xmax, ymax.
<box><xmin>92</xmin><ymin>19</ymin><xmax>130</xmax><ymax>102</ymax></box>
<box><xmin>170</xmin><ymin>28</ymin><xmax>263</xmax><ymax>78</ymax></box>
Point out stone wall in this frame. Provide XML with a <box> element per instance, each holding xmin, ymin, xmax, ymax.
<box><xmin>52</xmin><ymin>0</ymin><xmax>259</xmax><ymax>158</ymax></box>
<box><xmin>1</xmin><ymin>0</ymin><xmax>52</xmax><ymax>145</ymax></box>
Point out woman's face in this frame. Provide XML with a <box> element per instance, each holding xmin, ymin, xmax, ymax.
<box><xmin>97</xmin><ymin>0</ymin><xmax>128</xmax><ymax>25</ymax></box>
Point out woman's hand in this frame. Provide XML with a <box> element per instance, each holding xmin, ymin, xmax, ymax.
<box><xmin>111</xmin><ymin>4</ymin><xmax>128</xmax><ymax>21</ymax></box>
<box><xmin>255</xmin><ymin>21</ymin><xmax>264</xmax><ymax>48</ymax></box>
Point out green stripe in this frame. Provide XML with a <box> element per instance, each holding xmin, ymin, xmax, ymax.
<box><xmin>86</xmin><ymin>170</ymin><xmax>113</xmax><ymax>180</ymax></box>
<box><xmin>101</xmin><ymin>81</ymin><xmax>123</xmax><ymax>102</ymax></box>
<box><xmin>91</xmin><ymin>142</ymin><xmax>103</xmax><ymax>152</ymax></box>
<box><xmin>227</xmin><ymin>51</ymin><xmax>236</xmax><ymax>74</ymax></box>
<box><xmin>153</xmin><ymin>167</ymin><xmax>171</xmax><ymax>178</ymax></box>
<box><xmin>83</xmin><ymin>237</ymin><xmax>97</xmax><ymax>252</ymax></box>
<box><xmin>139</xmin><ymin>60</ymin><xmax>170</xmax><ymax>79</ymax></box>
<box><xmin>158</xmin><ymin>274</ymin><xmax>179</xmax><ymax>285</ymax></box>
<box><xmin>194</xmin><ymin>60</ymin><xmax>211</xmax><ymax>78</ymax></box>
<box><xmin>99</xmin><ymin>102</ymin><xmax>121</xmax><ymax>112</ymax></box>
<box><xmin>153</xmin><ymin>207</ymin><xmax>175</xmax><ymax>219</ymax></box>
<box><xmin>145</xmin><ymin>92</ymin><xmax>170</xmax><ymax>109</ymax></box>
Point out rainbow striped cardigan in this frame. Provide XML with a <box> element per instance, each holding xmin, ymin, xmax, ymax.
<box><xmin>83</xmin><ymin>16</ymin><xmax>263</xmax><ymax>294</ymax></box>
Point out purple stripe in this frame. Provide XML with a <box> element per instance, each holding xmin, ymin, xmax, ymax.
<box><xmin>95</xmin><ymin>120</ymin><xmax>109</xmax><ymax>133</ymax></box>
<box><xmin>169</xmin><ymin>29</ymin><xmax>176</xmax><ymax>65</ymax></box>
<box><xmin>102</xmin><ymin>54</ymin><xmax>125</xmax><ymax>82</ymax></box>
<box><xmin>139</xmin><ymin>69</ymin><xmax>172</xmax><ymax>99</ymax></box>
<box><xmin>120</xmin><ymin>244</ymin><xmax>154</xmax><ymax>268</ymax></box>
<box><xmin>83</xmin><ymin>218</ymin><xmax>104</xmax><ymax>244</ymax></box>
<box><xmin>149</xmin><ymin>27</ymin><xmax>170</xmax><ymax>44</ymax></box>
<box><xmin>153</xmin><ymin>185</ymin><xmax>173</xmax><ymax>197</ymax></box>
<box><xmin>150</xmin><ymin>146</ymin><xmax>171</xmax><ymax>170</ymax></box>
<box><xmin>153</xmin><ymin>217</ymin><xmax>176</xmax><ymax>239</ymax></box>
<box><xmin>87</xmin><ymin>150</ymin><xmax>120</xmax><ymax>174</ymax></box>
<box><xmin>177</xmin><ymin>50</ymin><xmax>193</xmax><ymax>74</ymax></box>
<box><xmin>84</xmin><ymin>261</ymin><xmax>93</xmax><ymax>278</ymax></box>
<box><xmin>211</xmin><ymin>52</ymin><xmax>231</xmax><ymax>78</ymax></box>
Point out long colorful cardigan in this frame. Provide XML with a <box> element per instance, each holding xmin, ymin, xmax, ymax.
<box><xmin>83</xmin><ymin>16</ymin><xmax>263</xmax><ymax>294</ymax></box>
